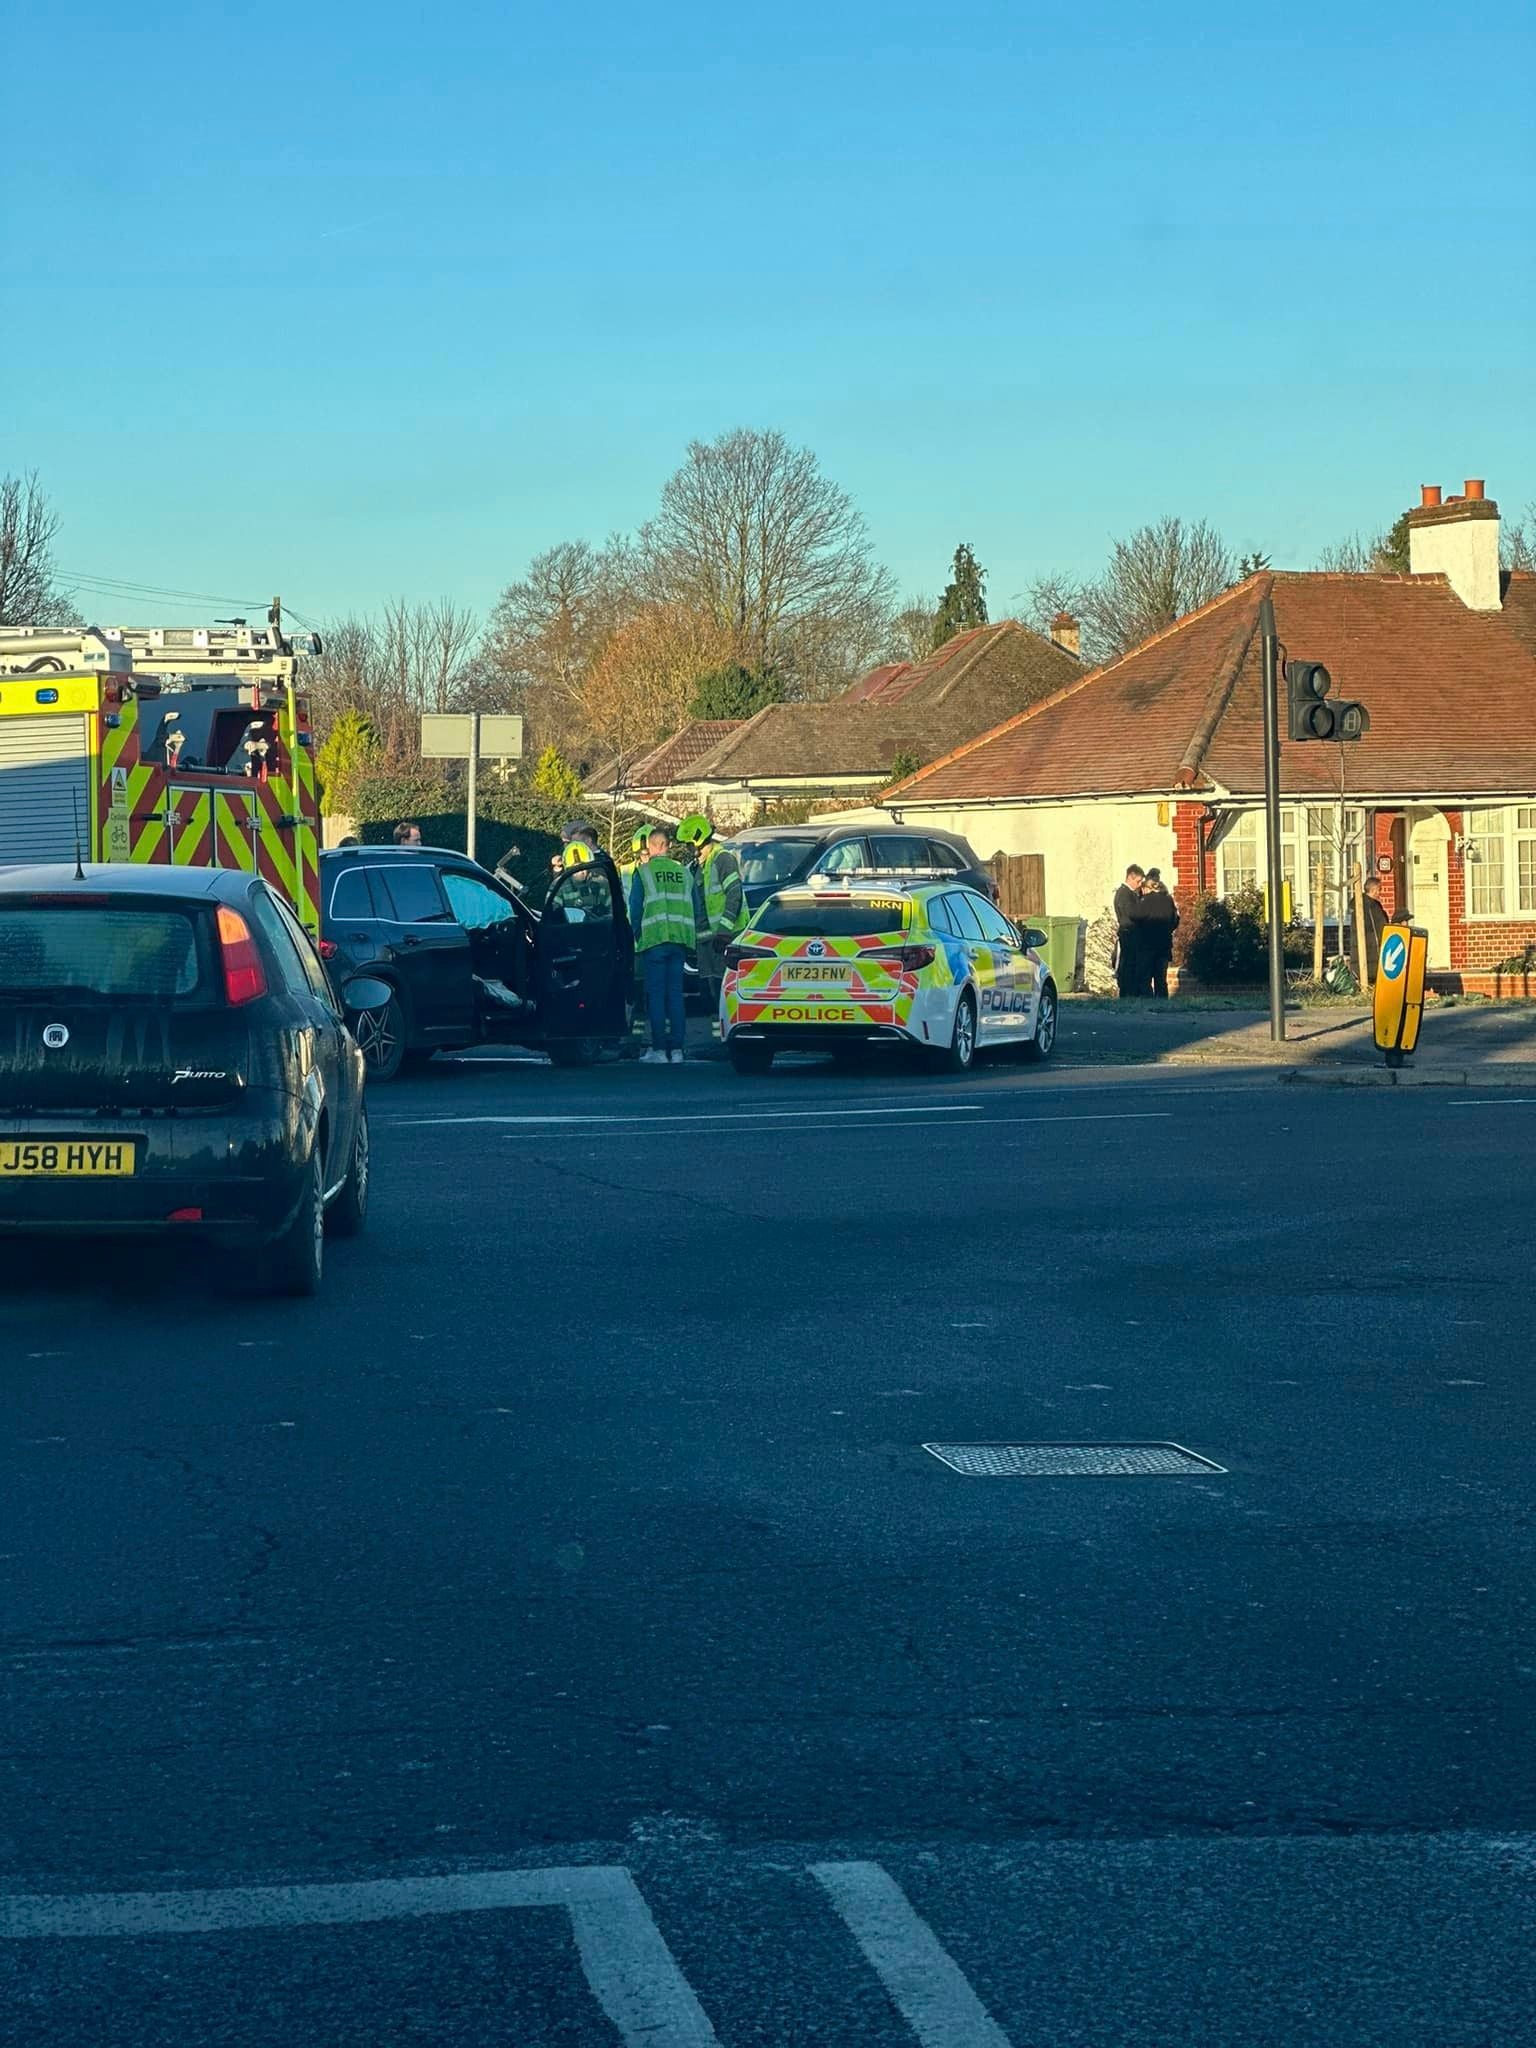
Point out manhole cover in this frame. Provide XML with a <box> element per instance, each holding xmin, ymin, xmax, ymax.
<box><xmin>922</xmin><ymin>1441</ymin><xmax>1225</xmax><ymax>1477</ymax></box>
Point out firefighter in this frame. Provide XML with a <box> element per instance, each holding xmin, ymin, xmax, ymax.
<box><xmin>628</xmin><ymin>825</ymin><xmax>702</xmax><ymax>1064</ymax></box>
<box><xmin>676</xmin><ymin>813</ymin><xmax>745</xmax><ymax>1005</ymax></box>
<box><xmin>618</xmin><ymin>826</ymin><xmax>650</xmax><ymax>883</ymax></box>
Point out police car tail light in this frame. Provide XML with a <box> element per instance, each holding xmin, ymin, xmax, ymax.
<box><xmin>216</xmin><ymin>906</ymin><xmax>268</xmax><ymax>1007</ymax></box>
<box><xmin>724</xmin><ymin>942</ymin><xmax>774</xmax><ymax>968</ymax></box>
<box><xmin>867</xmin><ymin>944</ymin><xmax>935</xmax><ymax>972</ymax></box>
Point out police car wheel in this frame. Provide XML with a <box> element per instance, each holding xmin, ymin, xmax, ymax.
<box><xmin>935</xmin><ymin>992</ymin><xmax>977</xmax><ymax>1073</ymax></box>
<box><xmin>1022</xmin><ymin>982</ymin><xmax>1057</xmax><ymax>1062</ymax></box>
<box><xmin>730</xmin><ymin>1041</ymin><xmax>774</xmax><ymax>1075</ymax></box>
<box><xmin>266</xmin><ymin>1150</ymin><xmax>325</xmax><ymax>1298</ymax></box>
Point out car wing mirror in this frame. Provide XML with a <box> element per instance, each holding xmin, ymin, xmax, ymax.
<box><xmin>1022</xmin><ymin>926</ymin><xmax>1048</xmax><ymax>950</ymax></box>
<box><xmin>342</xmin><ymin>976</ymin><xmax>394</xmax><ymax>1013</ymax></box>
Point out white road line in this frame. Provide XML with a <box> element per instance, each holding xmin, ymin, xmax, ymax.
<box><xmin>1447</xmin><ymin>1097</ymin><xmax>1536</xmax><ymax>1107</ymax></box>
<box><xmin>812</xmin><ymin>1861</ymin><xmax>1013</xmax><ymax>2048</ymax></box>
<box><xmin>384</xmin><ymin>1105</ymin><xmax>1174</xmax><ymax>1133</ymax></box>
<box><xmin>386</xmin><ymin>1103</ymin><xmax>986</xmax><ymax>1128</ymax></box>
<box><xmin>0</xmin><ymin>1866</ymin><xmax>721</xmax><ymax>2047</ymax></box>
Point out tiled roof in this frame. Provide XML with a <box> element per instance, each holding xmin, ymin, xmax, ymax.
<box><xmin>627</xmin><ymin>720</ymin><xmax>744</xmax><ymax>786</ymax></box>
<box><xmin>892</xmin><ymin>572</ymin><xmax>1536</xmax><ymax>804</ymax></box>
<box><xmin>687</xmin><ymin>623</ymin><xmax>1079</xmax><ymax>783</ymax></box>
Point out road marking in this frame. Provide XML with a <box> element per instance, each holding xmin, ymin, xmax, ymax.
<box><xmin>386</xmin><ymin>1103</ymin><xmax>986</xmax><ymax>1128</ymax></box>
<box><xmin>385</xmin><ymin>1105</ymin><xmax>1173</xmax><ymax>1133</ymax></box>
<box><xmin>812</xmin><ymin>1861</ymin><xmax>1013</xmax><ymax>2047</ymax></box>
<box><xmin>1447</xmin><ymin>1097</ymin><xmax>1536</xmax><ymax>1107</ymax></box>
<box><xmin>0</xmin><ymin>1866</ymin><xmax>721</xmax><ymax>2047</ymax></box>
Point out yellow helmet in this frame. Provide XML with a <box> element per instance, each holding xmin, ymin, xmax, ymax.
<box><xmin>561</xmin><ymin>841</ymin><xmax>592</xmax><ymax>868</ymax></box>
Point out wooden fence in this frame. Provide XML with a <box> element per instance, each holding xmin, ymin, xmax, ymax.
<box><xmin>988</xmin><ymin>852</ymin><xmax>1046</xmax><ymax>919</ymax></box>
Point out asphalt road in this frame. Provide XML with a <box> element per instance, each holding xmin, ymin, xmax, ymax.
<box><xmin>3</xmin><ymin>1047</ymin><xmax>1535</xmax><ymax>2044</ymax></box>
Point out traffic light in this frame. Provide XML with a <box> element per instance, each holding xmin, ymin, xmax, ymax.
<box><xmin>1285</xmin><ymin>660</ymin><xmax>1370</xmax><ymax>743</ymax></box>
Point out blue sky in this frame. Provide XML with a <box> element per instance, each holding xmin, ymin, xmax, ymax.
<box><xmin>5</xmin><ymin>0</ymin><xmax>1532</xmax><ymax>629</ymax></box>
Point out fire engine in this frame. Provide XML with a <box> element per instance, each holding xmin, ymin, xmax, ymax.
<box><xmin>0</xmin><ymin>608</ymin><xmax>322</xmax><ymax>934</ymax></box>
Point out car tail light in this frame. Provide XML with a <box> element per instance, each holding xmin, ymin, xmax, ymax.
<box><xmin>724</xmin><ymin>943</ymin><xmax>775</xmax><ymax>968</ymax></box>
<box><xmin>318</xmin><ymin>938</ymin><xmax>338</xmax><ymax>960</ymax></box>
<box><xmin>866</xmin><ymin>945</ymin><xmax>936</xmax><ymax>972</ymax></box>
<box><xmin>216</xmin><ymin>905</ymin><xmax>267</xmax><ymax>1006</ymax></box>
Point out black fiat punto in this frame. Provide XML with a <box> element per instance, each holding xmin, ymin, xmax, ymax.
<box><xmin>0</xmin><ymin>864</ymin><xmax>377</xmax><ymax>1296</ymax></box>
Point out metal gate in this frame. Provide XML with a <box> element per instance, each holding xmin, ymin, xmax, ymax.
<box><xmin>0</xmin><ymin>714</ymin><xmax>91</xmax><ymax>865</ymax></box>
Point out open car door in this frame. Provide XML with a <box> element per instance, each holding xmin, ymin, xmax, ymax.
<box><xmin>535</xmin><ymin>859</ymin><xmax>633</xmax><ymax>1052</ymax></box>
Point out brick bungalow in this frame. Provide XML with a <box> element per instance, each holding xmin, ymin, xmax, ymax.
<box><xmin>585</xmin><ymin>719</ymin><xmax>746</xmax><ymax>818</ymax></box>
<box><xmin>870</xmin><ymin>484</ymin><xmax>1536</xmax><ymax>989</ymax></box>
<box><xmin>672</xmin><ymin>621</ymin><xmax>1081</xmax><ymax>824</ymax></box>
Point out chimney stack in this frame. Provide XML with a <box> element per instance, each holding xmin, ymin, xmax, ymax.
<box><xmin>1049</xmin><ymin>611</ymin><xmax>1081</xmax><ymax>659</ymax></box>
<box><xmin>1408</xmin><ymin>478</ymin><xmax>1502</xmax><ymax>611</ymax></box>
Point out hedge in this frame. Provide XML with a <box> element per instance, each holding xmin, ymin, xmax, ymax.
<box><xmin>349</xmin><ymin>769</ymin><xmax>648</xmax><ymax>896</ymax></box>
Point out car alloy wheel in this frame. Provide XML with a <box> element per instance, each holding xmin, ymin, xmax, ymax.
<box><xmin>354</xmin><ymin>995</ymin><xmax>405</xmax><ymax>1082</ymax></box>
<box><xmin>936</xmin><ymin>991</ymin><xmax>977</xmax><ymax>1073</ymax></box>
<box><xmin>1023</xmin><ymin>983</ymin><xmax>1057</xmax><ymax>1062</ymax></box>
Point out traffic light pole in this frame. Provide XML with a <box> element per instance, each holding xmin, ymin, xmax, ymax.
<box><xmin>1259</xmin><ymin>596</ymin><xmax>1286</xmax><ymax>1042</ymax></box>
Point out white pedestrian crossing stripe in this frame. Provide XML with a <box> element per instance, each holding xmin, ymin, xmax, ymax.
<box><xmin>0</xmin><ymin>1859</ymin><xmax>1012</xmax><ymax>2045</ymax></box>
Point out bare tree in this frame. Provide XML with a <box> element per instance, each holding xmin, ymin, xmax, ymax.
<box><xmin>887</xmin><ymin>596</ymin><xmax>938</xmax><ymax>665</ymax></box>
<box><xmin>1502</xmin><ymin>502</ymin><xmax>1536</xmax><ymax>572</ymax></box>
<box><xmin>0</xmin><ymin>472</ymin><xmax>73</xmax><ymax>625</ymax></box>
<box><xmin>1020</xmin><ymin>573</ymin><xmax>1089</xmax><ymax>643</ymax></box>
<box><xmin>306</xmin><ymin>615</ymin><xmax>380</xmax><ymax>740</ymax></box>
<box><xmin>307</xmin><ymin>601</ymin><xmax>479</xmax><ymax>758</ymax></box>
<box><xmin>641</xmin><ymin>429</ymin><xmax>894</xmax><ymax>696</ymax></box>
<box><xmin>1075</xmin><ymin>517</ymin><xmax>1235</xmax><ymax>660</ymax></box>
<box><xmin>480</xmin><ymin>538</ymin><xmax>636</xmax><ymax>749</ymax></box>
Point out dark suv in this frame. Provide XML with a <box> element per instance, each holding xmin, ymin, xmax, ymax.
<box><xmin>728</xmin><ymin>823</ymin><xmax>996</xmax><ymax>914</ymax></box>
<box><xmin>318</xmin><ymin>845</ymin><xmax>633</xmax><ymax>1078</ymax></box>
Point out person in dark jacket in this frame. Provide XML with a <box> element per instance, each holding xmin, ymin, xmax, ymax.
<box><xmin>1357</xmin><ymin>876</ymin><xmax>1389</xmax><ymax>982</ymax></box>
<box><xmin>1138</xmin><ymin>868</ymin><xmax>1181</xmax><ymax>999</ymax></box>
<box><xmin>1113</xmin><ymin>864</ymin><xmax>1148</xmax><ymax>998</ymax></box>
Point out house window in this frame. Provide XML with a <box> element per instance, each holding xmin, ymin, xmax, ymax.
<box><xmin>1464</xmin><ymin>807</ymin><xmax>1536</xmax><ymax>917</ymax></box>
<box><xmin>1216</xmin><ymin>813</ymin><xmax>1259</xmax><ymax>897</ymax></box>
<box><xmin>1215</xmin><ymin>808</ymin><xmax>1364</xmax><ymax>920</ymax></box>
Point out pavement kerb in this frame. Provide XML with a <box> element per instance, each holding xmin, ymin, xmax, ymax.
<box><xmin>1276</xmin><ymin>1064</ymin><xmax>1536</xmax><ymax>1089</ymax></box>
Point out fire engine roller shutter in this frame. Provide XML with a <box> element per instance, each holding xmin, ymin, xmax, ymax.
<box><xmin>0</xmin><ymin>715</ymin><xmax>91</xmax><ymax>864</ymax></box>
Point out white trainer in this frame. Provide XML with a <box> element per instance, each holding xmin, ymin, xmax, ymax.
<box><xmin>639</xmin><ymin>1049</ymin><xmax>668</xmax><ymax>1065</ymax></box>
<box><xmin>668</xmin><ymin>1049</ymin><xmax>686</xmax><ymax>1065</ymax></box>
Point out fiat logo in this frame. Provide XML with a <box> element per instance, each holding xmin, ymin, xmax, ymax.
<box><xmin>807</xmin><ymin>941</ymin><xmax>826</xmax><ymax>957</ymax></box>
<box><xmin>42</xmin><ymin>1023</ymin><xmax>70</xmax><ymax>1050</ymax></box>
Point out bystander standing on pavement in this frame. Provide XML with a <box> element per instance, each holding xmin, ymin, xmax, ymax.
<box><xmin>1138</xmin><ymin>868</ymin><xmax>1180</xmax><ymax>999</ymax></box>
<box><xmin>628</xmin><ymin>826</ymin><xmax>702</xmax><ymax>1064</ymax></box>
<box><xmin>677</xmin><ymin>813</ymin><xmax>745</xmax><ymax>1006</ymax></box>
<box><xmin>1356</xmin><ymin>877</ymin><xmax>1388</xmax><ymax>983</ymax></box>
<box><xmin>1113</xmin><ymin>864</ymin><xmax>1149</xmax><ymax>998</ymax></box>
<box><xmin>393</xmin><ymin>820</ymin><xmax>423</xmax><ymax>846</ymax></box>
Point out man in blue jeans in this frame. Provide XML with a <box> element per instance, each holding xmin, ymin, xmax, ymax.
<box><xmin>628</xmin><ymin>825</ymin><xmax>703</xmax><ymax>1064</ymax></box>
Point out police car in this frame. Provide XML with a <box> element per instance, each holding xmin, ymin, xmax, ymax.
<box><xmin>720</xmin><ymin>875</ymin><xmax>1057</xmax><ymax>1074</ymax></box>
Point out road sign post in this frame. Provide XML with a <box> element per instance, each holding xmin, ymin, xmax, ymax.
<box><xmin>1372</xmin><ymin>922</ymin><xmax>1428</xmax><ymax>1068</ymax></box>
<box><xmin>419</xmin><ymin>714</ymin><xmax>525</xmax><ymax>864</ymax></box>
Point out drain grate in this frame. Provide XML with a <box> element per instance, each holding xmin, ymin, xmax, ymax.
<box><xmin>923</xmin><ymin>1441</ymin><xmax>1225</xmax><ymax>1477</ymax></box>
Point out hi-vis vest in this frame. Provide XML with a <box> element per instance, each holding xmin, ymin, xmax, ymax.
<box><xmin>636</xmin><ymin>857</ymin><xmax>696</xmax><ymax>950</ymax></box>
<box><xmin>700</xmin><ymin>843</ymin><xmax>746</xmax><ymax>933</ymax></box>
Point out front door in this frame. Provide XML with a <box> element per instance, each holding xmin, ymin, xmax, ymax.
<box><xmin>1406</xmin><ymin>811</ymin><xmax>1452</xmax><ymax>967</ymax></box>
<box><xmin>536</xmin><ymin>862</ymin><xmax>630</xmax><ymax>1043</ymax></box>
<box><xmin>371</xmin><ymin>860</ymin><xmax>475</xmax><ymax>1042</ymax></box>
<box><xmin>437</xmin><ymin>866</ymin><xmax>537</xmax><ymax>1040</ymax></box>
